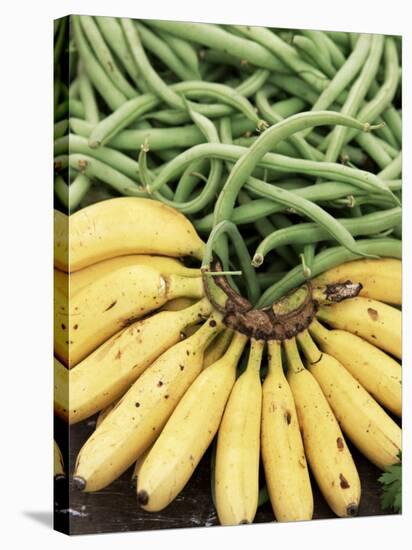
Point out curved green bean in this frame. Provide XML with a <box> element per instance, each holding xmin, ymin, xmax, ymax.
<box><xmin>253</xmin><ymin>207</ymin><xmax>401</xmax><ymax>266</ymax></box>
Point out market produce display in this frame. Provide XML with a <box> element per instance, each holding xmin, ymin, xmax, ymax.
<box><xmin>53</xmin><ymin>15</ymin><xmax>402</xmax><ymax>531</ymax></box>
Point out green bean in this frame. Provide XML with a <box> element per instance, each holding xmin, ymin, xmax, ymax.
<box><xmin>269</xmin><ymin>74</ymin><xmax>319</xmax><ymax>104</ymax></box>
<box><xmin>71</xmin><ymin>15</ymin><xmax>127</xmax><ymax>110</ymax></box>
<box><xmin>354</xmin><ymin>132</ymin><xmax>393</xmax><ymax>169</ymax></box>
<box><xmin>302</xmin><ymin>30</ymin><xmax>345</xmax><ymax>70</ymax></box>
<box><xmin>232</xmin><ymin>136</ymin><xmax>302</xmax><ymax>158</ymax></box>
<box><xmin>67</xmin><ymin>172</ymin><xmax>92</xmax><ymax>211</ymax></box>
<box><xmin>54</xmin><ymin>155</ymin><xmax>68</xmax><ymax>172</ymax></box>
<box><xmin>68</xmin><ymin>153</ymin><xmax>146</xmax><ymax>197</ymax></box>
<box><xmin>155</xmin><ymin>28</ymin><xmax>200</xmax><ymax>77</ymax></box>
<box><xmin>270</xmin><ymin>96</ymin><xmax>307</xmax><ymax>118</ymax></box>
<box><xmin>54</xmin><ymin>120</ymin><xmax>68</xmax><ymax>140</ymax></box>
<box><xmin>343</xmin><ymin>37</ymin><xmax>399</xmax><ymax>144</ymax></box>
<box><xmin>136</xmin><ymin>22</ymin><xmax>198</xmax><ymax>81</ymax></box>
<box><xmin>147</xmin><ymin>141</ymin><xmax>394</xmax><ymax>198</ymax></box>
<box><xmin>253</xmin><ymin>207</ymin><xmax>401</xmax><ymax>266</ymax></box>
<box><xmin>151</xmin><ymin>108</ymin><xmax>223</xmax><ymax>215</ymax></box>
<box><xmin>212</xmin><ymin>111</ymin><xmax>393</xmax><ymax>235</ymax></box>
<box><xmin>292</xmin><ymin>35</ymin><xmax>336</xmax><ymax>78</ymax></box>
<box><xmin>325</xmin><ymin>31</ymin><xmax>351</xmax><ymax>52</ymax></box>
<box><xmin>202</xmin><ymin>220</ymin><xmax>260</xmax><ymax>304</ymax></box>
<box><xmin>54</xmin><ymin>17</ymin><xmax>67</xmax><ymax>66</ymax></box>
<box><xmin>78</xmin><ymin>62</ymin><xmax>100</xmax><ymax>125</ymax></box>
<box><xmin>323</xmin><ymin>34</ymin><xmax>384</xmax><ymax>164</ymax></box>
<box><xmin>255</xmin><ymin>87</ymin><xmax>319</xmax><ymax>161</ymax></box>
<box><xmin>257</xmin><ymin>238</ymin><xmax>402</xmax><ymax>307</ymax></box>
<box><xmin>257</xmin><ymin>271</ymin><xmax>287</xmax><ymax>290</ymax></box>
<box><xmin>195</xmin><ymin>179</ymin><xmax>401</xmax><ymax>233</ymax></box>
<box><xmin>238</xmin><ymin>191</ymin><xmax>296</xmax><ymax>266</ymax></box>
<box><xmin>381</xmin><ymin>106</ymin><xmax>402</xmax><ymax>146</ymax></box>
<box><xmin>54</xmin><ymin>135</ymin><xmax>68</xmax><ymax>156</ymax></box>
<box><xmin>79</xmin><ymin>16</ymin><xmax>137</xmax><ymax>100</ymax></box>
<box><xmin>234</xmin><ymin>26</ymin><xmax>328</xmax><ymax>92</ymax></box>
<box><xmin>69</xmin><ymin>98</ymin><xmax>86</xmax><ymax>119</ymax></box>
<box><xmin>307</xmin><ymin>34</ymin><xmax>372</xmax><ymax>118</ymax></box>
<box><xmin>378</xmin><ymin>153</ymin><xmax>402</xmax><ymax>180</ymax></box>
<box><xmin>54</xmin><ymin>100</ymin><xmax>68</xmax><ymax>122</ymax></box>
<box><xmin>300</xmin><ymin>243</ymin><xmax>315</xmax><ymax>278</ymax></box>
<box><xmin>54</xmin><ymin>174</ymin><xmax>69</xmax><ymax>208</ymax></box>
<box><xmin>94</xmin><ymin>16</ymin><xmax>148</xmax><ymax>92</ymax></box>
<box><xmin>236</xmin><ymin>69</ymin><xmax>271</xmax><ymax>97</ymax></box>
<box><xmin>68</xmin><ymin>78</ymin><xmax>80</xmax><ymax>99</ymax></box>
<box><xmin>174</xmin><ymin>159</ymin><xmax>210</xmax><ymax>202</ymax></box>
<box><xmin>88</xmin><ymin>80</ymin><xmax>265</xmax><ymax>148</ymax></box>
<box><xmin>145</xmin><ymin>20</ymin><xmax>290</xmax><ymax>73</ymax></box>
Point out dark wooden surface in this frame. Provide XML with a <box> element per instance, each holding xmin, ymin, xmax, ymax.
<box><xmin>54</xmin><ymin>413</ymin><xmax>396</xmax><ymax>536</ymax></box>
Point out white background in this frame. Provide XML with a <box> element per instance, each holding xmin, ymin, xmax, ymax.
<box><xmin>0</xmin><ymin>0</ymin><xmax>410</xmax><ymax>548</ymax></box>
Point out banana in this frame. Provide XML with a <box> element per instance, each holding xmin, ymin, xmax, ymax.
<box><xmin>284</xmin><ymin>337</ymin><xmax>361</xmax><ymax>518</ymax></box>
<box><xmin>95</xmin><ymin>402</ymin><xmax>118</xmax><ymax>429</ymax></box>
<box><xmin>54</xmin><ymin>440</ymin><xmax>65</xmax><ymax>481</ymax></box>
<box><xmin>312</xmin><ymin>258</ymin><xmax>402</xmax><ymax>305</ymax></box>
<box><xmin>55</xmin><ymin>264</ymin><xmax>205</xmax><ymax>367</ymax></box>
<box><xmin>317</xmin><ymin>296</ymin><xmax>401</xmax><ymax>359</ymax></box>
<box><xmin>309</xmin><ymin>319</ymin><xmax>401</xmax><ymax>417</ymax></box>
<box><xmin>297</xmin><ymin>330</ymin><xmax>401</xmax><ymax>470</ymax></box>
<box><xmin>261</xmin><ymin>341</ymin><xmax>313</xmax><ymax>522</ymax></box>
<box><xmin>203</xmin><ymin>329</ymin><xmax>233</xmax><ymax>368</ymax></box>
<box><xmin>54</xmin><ymin>268</ymin><xmax>68</xmax><ymax>298</ymax></box>
<box><xmin>136</xmin><ymin>332</ymin><xmax>248</xmax><ymax>512</ymax></box>
<box><xmin>160</xmin><ymin>297</ymin><xmax>197</xmax><ymax>312</ymax></box>
<box><xmin>59</xmin><ymin>197</ymin><xmax>205</xmax><ymax>272</ymax></box>
<box><xmin>131</xmin><ymin>445</ymin><xmax>153</xmax><ymax>489</ymax></box>
<box><xmin>68</xmin><ymin>298</ymin><xmax>212</xmax><ymax>424</ymax></box>
<box><xmin>69</xmin><ymin>255</ymin><xmax>200</xmax><ymax>297</ymax></box>
<box><xmin>54</xmin><ymin>357</ymin><xmax>68</xmax><ymax>422</ymax></box>
<box><xmin>54</xmin><ymin>209</ymin><xmax>68</xmax><ymax>272</ymax></box>
<box><xmin>73</xmin><ymin>311</ymin><xmax>223</xmax><ymax>492</ymax></box>
<box><xmin>214</xmin><ymin>339</ymin><xmax>264</xmax><ymax>525</ymax></box>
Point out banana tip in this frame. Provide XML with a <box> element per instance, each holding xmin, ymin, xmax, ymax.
<box><xmin>54</xmin><ymin>474</ymin><xmax>66</xmax><ymax>483</ymax></box>
<box><xmin>239</xmin><ymin>519</ymin><xmax>251</xmax><ymax>525</ymax></box>
<box><xmin>137</xmin><ymin>489</ymin><xmax>149</xmax><ymax>506</ymax></box>
<box><xmin>72</xmin><ymin>475</ymin><xmax>86</xmax><ymax>491</ymax></box>
<box><xmin>346</xmin><ymin>503</ymin><xmax>359</xmax><ymax>517</ymax></box>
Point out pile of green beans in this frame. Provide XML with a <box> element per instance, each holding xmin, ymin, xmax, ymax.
<box><xmin>54</xmin><ymin>16</ymin><xmax>402</xmax><ymax>307</ymax></box>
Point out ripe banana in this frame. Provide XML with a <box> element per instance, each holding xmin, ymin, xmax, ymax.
<box><xmin>54</xmin><ymin>440</ymin><xmax>65</xmax><ymax>481</ymax></box>
<box><xmin>317</xmin><ymin>296</ymin><xmax>401</xmax><ymax>359</ymax></box>
<box><xmin>55</xmin><ymin>264</ymin><xmax>204</xmax><ymax>367</ymax></box>
<box><xmin>261</xmin><ymin>340</ymin><xmax>313</xmax><ymax>522</ymax></box>
<box><xmin>95</xmin><ymin>401</ymin><xmax>118</xmax><ymax>429</ymax></box>
<box><xmin>297</xmin><ymin>330</ymin><xmax>401</xmax><ymax>470</ymax></box>
<box><xmin>68</xmin><ymin>298</ymin><xmax>212</xmax><ymax>424</ymax></box>
<box><xmin>312</xmin><ymin>258</ymin><xmax>401</xmax><ymax>305</ymax></box>
<box><xmin>54</xmin><ymin>209</ymin><xmax>68</xmax><ymax>272</ymax></box>
<box><xmin>69</xmin><ymin>255</ymin><xmax>201</xmax><ymax>296</ymax></box>
<box><xmin>309</xmin><ymin>319</ymin><xmax>401</xmax><ymax>417</ymax></box>
<box><xmin>160</xmin><ymin>297</ymin><xmax>197</xmax><ymax>312</ymax></box>
<box><xmin>131</xmin><ymin>445</ymin><xmax>153</xmax><ymax>489</ymax></box>
<box><xmin>58</xmin><ymin>197</ymin><xmax>205</xmax><ymax>272</ymax></box>
<box><xmin>203</xmin><ymin>329</ymin><xmax>233</xmax><ymax>368</ymax></box>
<box><xmin>284</xmin><ymin>337</ymin><xmax>361</xmax><ymax>518</ymax></box>
<box><xmin>54</xmin><ymin>357</ymin><xmax>68</xmax><ymax>422</ymax></box>
<box><xmin>54</xmin><ymin>268</ymin><xmax>68</xmax><ymax>298</ymax></box>
<box><xmin>214</xmin><ymin>339</ymin><xmax>264</xmax><ymax>525</ymax></box>
<box><xmin>136</xmin><ymin>332</ymin><xmax>248</xmax><ymax>512</ymax></box>
<box><xmin>73</xmin><ymin>311</ymin><xmax>223</xmax><ymax>492</ymax></box>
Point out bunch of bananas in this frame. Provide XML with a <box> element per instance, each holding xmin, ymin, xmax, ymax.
<box><xmin>54</xmin><ymin>196</ymin><xmax>401</xmax><ymax>525</ymax></box>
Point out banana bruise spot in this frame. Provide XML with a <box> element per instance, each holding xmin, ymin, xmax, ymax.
<box><xmin>202</xmin><ymin>257</ymin><xmax>362</xmax><ymax>340</ymax></box>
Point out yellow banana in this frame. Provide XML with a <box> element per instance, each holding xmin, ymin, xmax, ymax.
<box><xmin>68</xmin><ymin>298</ymin><xmax>212</xmax><ymax>424</ymax></box>
<box><xmin>312</xmin><ymin>258</ymin><xmax>401</xmax><ymax>305</ymax></box>
<box><xmin>69</xmin><ymin>255</ymin><xmax>200</xmax><ymax>296</ymax></box>
<box><xmin>261</xmin><ymin>341</ymin><xmax>313</xmax><ymax>522</ymax></box>
<box><xmin>137</xmin><ymin>332</ymin><xmax>248</xmax><ymax>512</ymax></box>
<box><xmin>297</xmin><ymin>330</ymin><xmax>401</xmax><ymax>470</ymax></box>
<box><xmin>60</xmin><ymin>197</ymin><xmax>205</xmax><ymax>272</ymax></box>
<box><xmin>54</xmin><ymin>440</ymin><xmax>65</xmax><ymax>481</ymax></box>
<box><xmin>95</xmin><ymin>401</ymin><xmax>118</xmax><ymax>429</ymax></box>
<box><xmin>160</xmin><ymin>297</ymin><xmax>197</xmax><ymax>312</ymax></box>
<box><xmin>214</xmin><ymin>339</ymin><xmax>264</xmax><ymax>525</ymax></box>
<box><xmin>73</xmin><ymin>311</ymin><xmax>223</xmax><ymax>492</ymax></box>
<box><xmin>54</xmin><ymin>209</ymin><xmax>68</xmax><ymax>272</ymax></box>
<box><xmin>285</xmin><ymin>338</ymin><xmax>361</xmax><ymax>518</ymax></box>
<box><xmin>131</xmin><ymin>445</ymin><xmax>153</xmax><ymax>489</ymax></box>
<box><xmin>309</xmin><ymin>319</ymin><xmax>401</xmax><ymax>417</ymax></box>
<box><xmin>203</xmin><ymin>329</ymin><xmax>233</xmax><ymax>368</ymax></box>
<box><xmin>54</xmin><ymin>357</ymin><xmax>68</xmax><ymax>422</ymax></box>
<box><xmin>54</xmin><ymin>268</ymin><xmax>68</xmax><ymax>298</ymax></box>
<box><xmin>55</xmin><ymin>264</ymin><xmax>204</xmax><ymax>367</ymax></box>
<box><xmin>317</xmin><ymin>296</ymin><xmax>401</xmax><ymax>359</ymax></box>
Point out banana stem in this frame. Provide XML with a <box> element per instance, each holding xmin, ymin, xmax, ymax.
<box><xmin>308</xmin><ymin>318</ymin><xmax>330</xmax><ymax>343</ymax></box>
<box><xmin>283</xmin><ymin>337</ymin><xmax>305</xmax><ymax>374</ymax></box>
<box><xmin>246</xmin><ymin>339</ymin><xmax>265</xmax><ymax>372</ymax></box>
<box><xmin>223</xmin><ymin>331</ymin><xmax>249</xmax><ymax>364</ymax></box>
<box><xmin>296</xmin><ymin>330</ymin><xmax>322</xmax><ymax>364</ymax></box>
<box><xmin>167</xmin><ymin>275</ymin><xmax>204</xmax><ymax>300</ymax></box>
<box><xmin>267</xmin><ymin>340</ymin><xmax>283</xmax><ymax>376</ymax></box>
